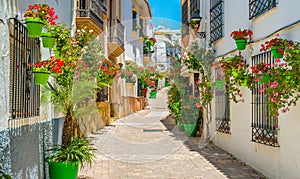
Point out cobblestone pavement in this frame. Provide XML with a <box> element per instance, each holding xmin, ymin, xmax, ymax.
<box><xmin>78</xmin><ymin>88</ymin><xmax>265</xmax><ymax>179</ymax></box>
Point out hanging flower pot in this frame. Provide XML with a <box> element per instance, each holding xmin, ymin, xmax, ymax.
<box><xmin>226</xmin><ymin>57</ymin><xmax>234</xmax><ymax>61</ymax></box>
<box><xmin>215</xmin><ymin>80</ymin><xmax>224</xmax><ymax>89</ymax></box>
<box><xmin>149</xmin><ymin>91</ymin><xmax>157</xmax><ymax>99</ymax></box>
<box><xmin>41</xmin><ymin>32</ymin><xmax>56</xmax><ymax>48</ymax></box>
<box><xmin>33</xmin><ymin>68</ymin><xmax>50</xmax><ymax>85</ymax></box>
<box><xmin>270</xmin><ymin>46</ymin><xmax>284</xmax><ymax>59</ymax></box>
<box><xmin>235</xmin><ymin>39</ymin><xmax>247</xmax><ymax>50</ymax></box>
<box><xmin>165</xmin><ymin>81</ymin><xmax>171</xmax><ymax>87</ymax></box>
<box><xmin>25</xmin><ymin>17</ymin><xmax>44</xmax><ymax>38</ymax></box>
<box><xmin>259</xmin><ymin>74</ymin><xmax>269</xmax><ymax>84</ymax></box>
<box><xmin>53</xmin><ymin>46</ymin><xmax>60</xmax><ymax>57</ymax></box>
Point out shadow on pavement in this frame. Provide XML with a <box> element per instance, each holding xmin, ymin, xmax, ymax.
<box><xmin>160</xmin><ymin>116</ymin><xmax>266</xmax><ymax>179</ymax></box>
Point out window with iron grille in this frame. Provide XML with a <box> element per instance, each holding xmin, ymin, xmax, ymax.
<box><xmin>97</xmin><ymin>87</ymin><xmax>109</xmax><ymax>102</ymax></box>
<box><xmin>251</xmin><ymin>51</ymin><xmax>279</xmax><ymax>147</ymax></box>
<box><xmin>181</xmin><ymin>0</ymin><xmax>189</xmax><ymax>37</ymax></box>
<box><xmin>139</xmin><ymin>18</ymin><xmax>143</xmax><ymax>37</ymax></box>
<box><xmin>132</xmin><ymin>10</ymin><xmax>137</xmax><ymax>31</ymax></box>
<box><xmin>194</xmin><ymin>73</ymin><xmax>199</xmax><ymax>97</ymax></box>
<box><xmin>190</xmin><ymin>0</ymin><xmax>200</xmax><ymax>18</ymax></box>
<box><xmin>249</xmin><ymin>0</ymin><xmax>277</xmax><ymax>19</ymax></box>
<box><xmin>215</xmin><ymin>67</ymin><xmax>230</xmax><ymax>134</ymax></box>
<box><xmin>9</xmin><ymin>19</ymin><xmax>41</xmax><ymax>119</ymax></box>
<box><xmin>210</xmin><ymin>0</ymin><xmax>224</xmax><ymax>42</ymax></box>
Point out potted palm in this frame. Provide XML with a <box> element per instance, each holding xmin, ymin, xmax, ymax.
<box><xmin>42</xmin><ymin>27</ymin><xmax>102</xmax><ymax>178</ymax></box>
<box><xmin>46</xmin><ymin>138</ymin><xmax>95</xmax><ymax>179</ymax></box>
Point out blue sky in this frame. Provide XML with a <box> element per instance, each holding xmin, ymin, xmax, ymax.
<box><xmin>148</xmin><ymin>0</ymin><xmax>181</xmax><ymax>30</ymax></box>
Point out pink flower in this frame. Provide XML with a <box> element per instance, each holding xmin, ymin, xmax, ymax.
<box><xmin>273</xmin><ymin>92</ymin><xmax>278</xmax><ymax>96</ymax></box>
<box><xmin>275</xmin><ymin>58</ymin><xmax>281</xmax><ymax>63</ymax></box>
<box><xmin>270</xmin><ymin>81</ymin><xmax>278</xmax><ymax>88</ymax></box>
<box><xmin>271</xmin><ymin>98</ymin><xmax>277</xmax><ymax>102</ymax></box>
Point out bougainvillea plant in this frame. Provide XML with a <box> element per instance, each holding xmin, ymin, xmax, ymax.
<box><xmin>24</xmin><ymin>4</ymin><xmax>58</xmax><ymax>25</ymax></box>
<box><xmin>230</xmin><ymin>29</ymin><xmax>253</xmax><ymax>40</ymax></box>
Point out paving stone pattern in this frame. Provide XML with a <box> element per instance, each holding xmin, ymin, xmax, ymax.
<box><xmin>78</xmin><ymin>88</ymin><xmax>265</xmax><ymax>179</ymax></box>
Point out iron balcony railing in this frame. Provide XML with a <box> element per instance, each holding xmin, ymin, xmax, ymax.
<box><xmin>108</xmin><ymin>18</ymin><xmax>124</xmax><ymax>47</ymax></box>
<box><xmin>249</xmin><ymin>0</ymin><xmax>277</xmax><ymax>19</ymax></box>
<box><xmin>99</xmin><ymin>0</ymin><xmax>107</xmax><ymax>16</ymax></box>
<box><xmin>77</xmin><ymin>0</ymin><xmax>104</xmax><ymax>28</ymax></box>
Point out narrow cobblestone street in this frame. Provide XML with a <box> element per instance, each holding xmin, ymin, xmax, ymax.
<box><xmin>78</xmin><ymin>88</ymin><xmax>264</xmax><ymax>179</ymax></box>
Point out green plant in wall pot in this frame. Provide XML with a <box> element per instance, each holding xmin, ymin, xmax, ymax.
<box><xmin>46</xmin><ymin>137</ymin><xmax>95</xmax><ymax>179</ymax></box>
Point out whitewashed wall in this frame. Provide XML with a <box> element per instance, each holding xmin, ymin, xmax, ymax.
<box><xmin>122</xmin><ymin>0</ymin><xmax>144</xmax><ymax>66</ymax></box>
<box><xmin>203</xmin><ymin>0</ymin><xmax>300</xmax><ymax>178</ymax></box>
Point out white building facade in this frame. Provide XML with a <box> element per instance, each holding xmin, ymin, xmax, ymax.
<box><xmin>196</xmin><ymin>0</ymin><xmax>300</xmax><ymax>178</ymax></box>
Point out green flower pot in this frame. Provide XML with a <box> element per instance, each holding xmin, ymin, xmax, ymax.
<box><xmin>271</xmin><ymin>46</ymin><xmax>284</xmax><ymax>59</ymax></box>
<box><xmin>235</xmin><ymin>39</ymin><xmax>247</xmax><ymax>50</ymax></box>
<box><xmin>149</xmin><ymin>91</ymin><xmax>157</xmax><ymax>99</ymax></box>
<box><xmin>226</xmin><ymin>57</ymin><xmax>234</xmax><ymax>61</ymax></box>
<box><xmin>259</xmin><ymin>74</ymin><xmax>269</xmax><ymax>84</ymax></box>
<box><xmin>25</xmin><ymin>17</ymin><xmax>44</xmax><ymax>38</ymax></box>
<box><xmin>48</xmin><ymin>161</ymin><xmax>78</xmax><ymax>179</ymax></box>
<box><xmin>53</xmin><ymin>46</ymin><xmax>60</xmax><ymax>57</ymax></box>
<box><xmin>165</xmin><ymin>81</ymin><xmax>171</xmax><ymax>87</ymax></box>
<box><xmin>41</xmin><ymin>32</ymin><xmax>56</xmax><ymax>48</ymax></box>
<box><xmin>177</xmin><ymin>121</ymin><xmax>185</xmax><ymax>131</ymax></box>
<box><xmin>215</xmin><ymin>80</ymin><xmax>224</xmax><ymax>89</ymax></box>
<box><xmin>184</xmin><ymin>123</ymin><xmax>198</xmax><ymax>137</ymax></box>
<box><xmin>33</xmin><ymin>69</ymin><xmax>50</xmax><ymax>85</ymax></box>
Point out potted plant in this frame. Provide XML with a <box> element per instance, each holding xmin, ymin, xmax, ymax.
<box><xmin>260</xmin><ymin>35</ymin><xmax>293</xmax><ymax>58</ymax></box>
<box><xmin>24</xmin><ymin>4</ymin><xmax>58</xmax><ymax>37</ymax></box>
<box><xmin>41</xmin><ymin>23</ymin><xmax>64</xmax><ymax>48</ymax></box>
<box><xmin>230</xmin><ymin>29</ymin><xmax>253</xmax><ymax>50</ymax></box>
<box><xmin>0</xmin><ymin>167</ymin><xmax>12</xmax><ymax>179</ymax></box>
<box><xmin>181</xmin><ymin>95</ymin><xmax>201</xmax><ymax>137</ymax></box>
<box><xmin>97</xmin><ymin>59</ymin><xmax>121</xmax><ymax>89</ymax></box>
<box><xmin>46</xmin><ymin>137</ymin><xmax>95</xmax><ymax>179</ymax></box>
<box><xmin>41</xmin><ymin>27</ymin><xmax>103</xmax><ymax>178</ymax></box>
<box><xmin>32</xmin><ymin>57</ymin><xmax>64</xmax><ymax>85</ymax></box>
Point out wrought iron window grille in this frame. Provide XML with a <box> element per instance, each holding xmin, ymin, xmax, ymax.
<box><xmin>215</xmin><ymin>67</ymin><xmax>230</xmax><ymax>134</ymax></box>
<box><xmin>9</xmin><ymin>18</ymin><xmax>40</xmax><ymax>119</ymax></box>
<box><xmin>210</xmin><ymin>0</ymin><xmax>224</xmax><ymax>42</ymax></box>
<box><xmin>249</xmin><ymin>0</ymin><xmax>277</xmax><ymax>19</ymax></box>
<box><xmin>251</xmin><ymin>51</ymin><xmax>279</xmax><ymax>147</ymax></box>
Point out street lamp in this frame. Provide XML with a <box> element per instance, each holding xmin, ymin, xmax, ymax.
<box><xmin>190</xmin><ymin>9</ymin><xmax>206</xmax><ymax>39</ymax></box>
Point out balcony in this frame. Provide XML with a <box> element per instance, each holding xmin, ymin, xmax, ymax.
<box><xmin>108</xmin><ymin>19</ymin><xmax>125</xmax><ymax>59</ymax></box>
<box><xmin>100</xmin><ymin>0</ymin><xmax>108</xmax><ymax>20</ymax></box>
<box><xmin>76</xmin><ymin>0</ymin><xmax>105</xmax><ymax>35</ymax></box>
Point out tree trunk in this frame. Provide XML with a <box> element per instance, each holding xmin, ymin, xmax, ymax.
<box><xmin>61</xmin><ymin>111</ymin><xmax>75</xmax><ymax>147</ymax></box>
